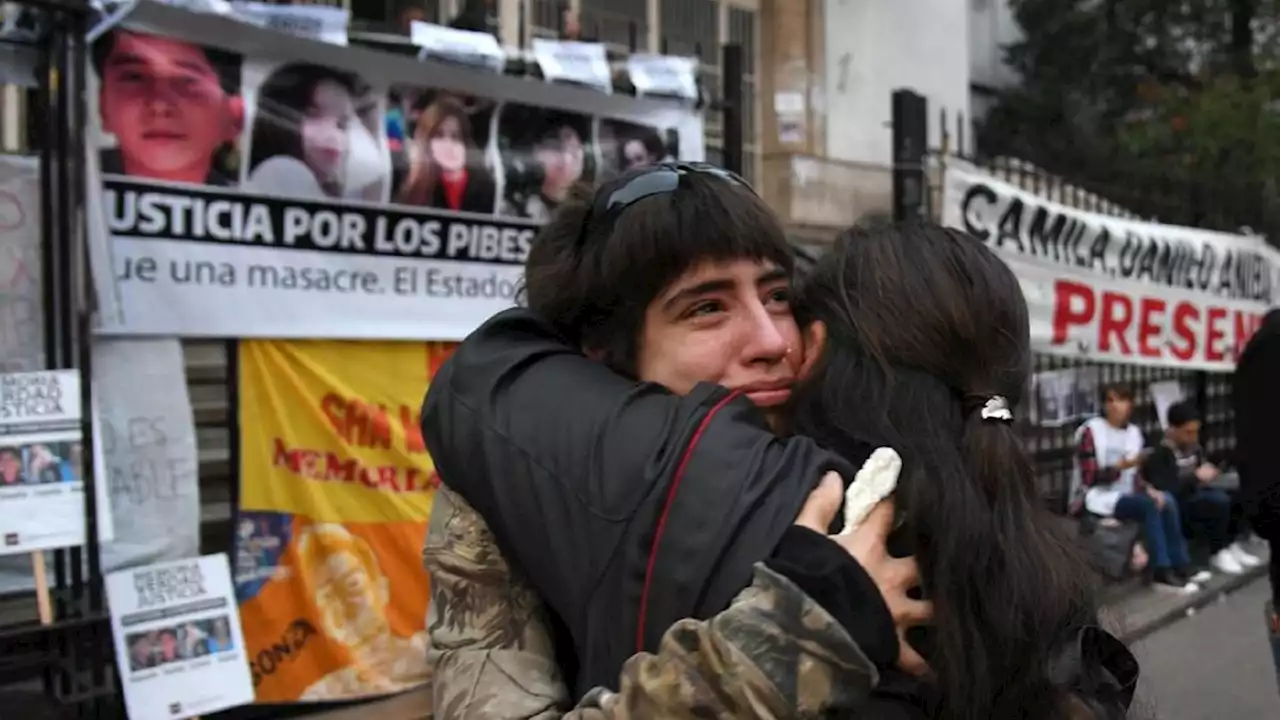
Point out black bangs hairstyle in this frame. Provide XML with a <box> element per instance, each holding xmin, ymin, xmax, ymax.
<box><xmin>522</xmin><ymin>165</ymin><xmax>794</xmax><ymax>375</ymax></box>
<box><xmin>789</xmin><ymin>221</ymin><xmax>1129</xmax><ymax>720</ymax></box>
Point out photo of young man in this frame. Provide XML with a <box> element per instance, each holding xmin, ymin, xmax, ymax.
<box><xmin>496</xmin><ymin>105</ymin><xmax>594</xmax><ymax>222</ymax></box>
<box><xmin>0</xmin><ymin>446</ymin><xmax>25</xmax><ymax>485</ymax></box>
<box><xmin>91</xmin><ymin>30</ymin><xmax>245</xmax><ymax>187</ymax></box>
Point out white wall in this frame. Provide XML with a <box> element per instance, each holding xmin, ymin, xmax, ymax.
<box><xmin>968</xmin><ymin>0</ymin><xmax>1022</xmax><ymax>91</ymax></box>
<box><xmin>822</xmin><ymin>0</ymin><xmax>971</xmax><ymax>166</ymax></box>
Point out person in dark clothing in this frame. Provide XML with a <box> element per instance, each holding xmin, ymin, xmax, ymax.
<box><xmin>422</xmin><ymin>162</ymin><xmax>932</xmax><ymax>717</ymax></box>
<box><xmin>1143</xmin><ymin>400</ymin><xmax>1261</xmax><ymax>576</ymax></box>
<box><xmin>423</xmin><ymin>168</ymin><xmax>1138</xmax><ymax>719</ymax></box>
<box><xmin>1234</xmin><ymin>308</ymin><xmax>1280</xmax><ymax>689</ymax></box>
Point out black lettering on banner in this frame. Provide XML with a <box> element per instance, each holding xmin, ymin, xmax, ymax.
<box><xmin>0</xmin><ymin>372</ymin><xmax>65</xmax><ymax>419</ymax></box>
<box><xmin>101</xmin><ymin>415</ymin><xmax>196</xmax><ymax>508</ymax></box>
<box><xmin>250</xmin><ymin>619</ymin><xmax>318</xmax><ymax>686</ymax></box>
<box><xmin>956</xmin><ymin>178</ymin><xmax>1276</xmax><ymax>304</ymax></box>
<box><xmin>103</xmin><ymin>178</ymin><xmax>539</xmax><ymax>266</ymax></box>
<box><xmin>133</xmin><ymin>562</ymin><xmax>208</xmax><ymax>609</ymax></box>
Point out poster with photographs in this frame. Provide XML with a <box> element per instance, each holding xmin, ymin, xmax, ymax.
<box><xmin>106</xmin><ymin>554</ymin><xmax>253</xmax><ymax>720</ymax></box>
<box><xmin>1149</xmin><ymin>380</ymin><xmax>1187</xmax><ymax>430</ymax></box>
<box><xmin>87</xmin><ymin>2</ymin><xmax>705</xmax><ymax>341</ymax></box>
<box><xmin>1029</xmin><ymin>366</ymin><xmax>1100</xmax><ymax>428</ymax></box>
<box><xmin>598</xmin><ymin>119</ymin><xmax>680</xmax><ymax>179</ymax></box>
<box><xmin>0</xmin><ymin>369</ymin><xmax>113</xmax><ymax>554</ymax></box>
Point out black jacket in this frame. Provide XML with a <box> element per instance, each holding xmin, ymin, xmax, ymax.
<box><xmin>1235</xmin><ymin>309</ymin><xmax>1280</xmax><ymax>544</ymax></box>
<box><xmin>421</xmin><ymin>308</ymin><xmax>858</xmax><ymax>698</ymax></box>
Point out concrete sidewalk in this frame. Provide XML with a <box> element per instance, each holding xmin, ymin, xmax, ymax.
<box><xmin>1107</xmin><ymin>537</ymin><xmax>1271</xmax><ymax>643</ymax></box>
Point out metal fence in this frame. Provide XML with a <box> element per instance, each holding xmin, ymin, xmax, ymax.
<box><xmin>0</xmin><ymin>0</ymin><xmax>119</xmax><ymax>717</ymax></box>
<box><xmin>901</xmin><ymin>101</ymin><xmax>1238</xmax><ymax>513</ymax></box>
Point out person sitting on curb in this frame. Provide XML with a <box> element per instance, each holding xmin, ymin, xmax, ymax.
<box><xmin>1143</xmin><ymin>400</ymin><xmax>1261</xmax><ymax>576</ymax></box>
<box><xmin>1072</xmin><ymin>382</ymin><xmax>1202</xmax><ymax>593</ymax></box>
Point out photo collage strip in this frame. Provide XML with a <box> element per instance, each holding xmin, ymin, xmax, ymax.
<box><xmin>91</xmin><ymin>28</ymin><xmax>682</xmax><ymax>222</ymax></box>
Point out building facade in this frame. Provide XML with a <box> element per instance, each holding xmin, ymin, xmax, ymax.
<box><xmin>753</xmin><ymin>0</ymin><xmax>974</xmax><ymax>244</ymax></box>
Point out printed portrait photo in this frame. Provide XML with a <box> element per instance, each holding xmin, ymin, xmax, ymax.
<box><xmin>243</xmin><ymin>62</ymin><xmax>389</xmax><ymax>202</ymax></box>
<box><xmin>598</xmin><ymin>119</ymin><xmax>679</xmax><ymax>178</ymax></box>
<box><xmin>387</xmin><ymin>87</ymin><xmax>498</xmax><ymax>214</ymax></box>
<box><xmin>0</xmin><ymin>445</ymin><xmax>24</xmax><ymax>485</ymax></box>
<box><xmin>496</xmin><ymin>104</ymin><xmax>595</xmax><ymax>222</ymax></box>
<box><xmin>0</xmin><ymin>441</ymin><xmax>80</xmax><ymax>486</ymax></box>
<box><xmin>90</xmin><ymin>30</ymin><xmax>245</xmax><ymax>187</ymax></box>
<box><xmin>125</xmin><ymin>616</ymin><xmax>236</xmax><ymax>673</ymax></box>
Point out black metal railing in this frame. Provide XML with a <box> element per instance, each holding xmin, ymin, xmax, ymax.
<box><xmin>0</xmin><ymin>0</ymin><xmax>118</xmax><ymax>717</ymax></box>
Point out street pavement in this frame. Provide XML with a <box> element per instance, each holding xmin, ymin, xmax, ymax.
<box><xmin>1130</xmin><ymin>575</ymin><xmax>1280</xmax><ymax>719</ymax></box>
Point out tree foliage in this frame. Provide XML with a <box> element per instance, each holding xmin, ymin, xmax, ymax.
<box><xmin>983</xmin><ymin>0</ymin><xmax>1280</xmax><ymax>238</ymax></box>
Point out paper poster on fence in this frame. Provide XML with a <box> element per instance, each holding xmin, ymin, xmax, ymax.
<box><xmin>105</xmin><ymin>553</ymin><xmax>254</xmax><ymax>720</ymax></box>
<box><xmin>941</xmin><ymin>162</ymin><xmax>1280</xmax><ymax>371</ymax></box>
<box><xmin>234</xmin><ymin>339</ymin><xmax>452</xmax><ymax>702</ymax></box>
<box><xmin>87</xmin><ymin>3</ymin><xmax>704</xmax><ymax>340</ymax></box>
<box><xmin>1029</xmin><ymin>366</ymin><xmax>1099</xmax><ymax>428</ymax></box>
<box><xmin>0</xmin><ymin>155</ymin><xmax>43</xmax><ymax>373</ymax></box>
<box><xmin>1149</xmin><ymin>380</ymin><xmax>1186</xmax><ymax>430</ymax></box>
<box><xmin>0</xmin><ymin>370</ymin><xmax>113</xmax><ymax>554</ymax></box>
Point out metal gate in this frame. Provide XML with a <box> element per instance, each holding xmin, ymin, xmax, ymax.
<box><xmin>0</xmin><ymin>0</ymin><xmax>119</xmax><ymax>717</ymax></box>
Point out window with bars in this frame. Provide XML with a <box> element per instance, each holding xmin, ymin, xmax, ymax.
<box><xmin>497</xmin><ymin>1</ymin><xmax>763</xmax><ymax>180</ymax></box>
<box><xmin>348</xmin><ymin>0</ymin><xmax>443</xmax><ymax>31</ymax></box>
<box><xmin>659</xmin><ymin>0</ymin><xmax>718</xmax><ymax>67</ymax></box>
<box><xmin>580</xmin><ymin>0</ymin><xmax>647</xmax><ymax>51</ymax></box>
<box><xmin>530</xmin><ymin>0</ymin><xmax>562</xmax><ymax>38</ymax></box>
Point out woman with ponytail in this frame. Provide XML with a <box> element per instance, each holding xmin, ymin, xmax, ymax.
<box><xmin>789</xmin><ymin>221</ymin><xmax>1137</xmax><ymax>718</ymax></box>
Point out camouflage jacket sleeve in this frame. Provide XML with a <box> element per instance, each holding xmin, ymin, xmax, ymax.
<box><xmin>424</xmin><ymin>486</ymin><xmax>569</xmax><ymax>718</ymax></box>
<box><xmin>565</xmin><ymin>564</ymin><xmax>879</xmax><ymax>719</ymax></box>
<box><xmin>425</xmin><ymin>487</ymin><xmax>879</xmax><ymax>719</ymax></box>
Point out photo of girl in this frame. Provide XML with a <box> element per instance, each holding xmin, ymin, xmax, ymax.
<box><xmin>244</xmin><ymin>63</ymin><xmax>388</xmax><ymax>201</ymax></box>
<box><xmin>598</xmin><ymin>119</ymin><xmax>679</xmax><ymax>178</ymax></box>
<box><xmin>496</xmin><ymin>104</ymin><xmax>594</xmax><ymax>222</ymax></box>
<box><xmin>388</xmin><ymin>88</ymin><xmax>497</xmax><ymax>214</ymax></box>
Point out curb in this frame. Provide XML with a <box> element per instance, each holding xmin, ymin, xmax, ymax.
<box><xmin>1118</xmin><ymin>564</ymin><xmax>1269</xmax><ymax>644</ymax></box>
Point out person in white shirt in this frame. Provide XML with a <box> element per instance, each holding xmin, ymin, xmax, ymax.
<box><xmin>1072</xmin><ymin>382</ymin><xmax>1199</xmax><ymax>593</ymax></box>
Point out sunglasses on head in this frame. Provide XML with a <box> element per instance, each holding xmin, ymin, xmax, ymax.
<box><xmin>576</xmin><ymin>161</ymin><xmax>753</xmax><ymax>247</ymax></box>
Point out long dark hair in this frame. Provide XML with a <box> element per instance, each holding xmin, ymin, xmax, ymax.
<box><xmin>248</xmin><ymin>63</ymin><xmax>361</xmax><ymax>176</ymax></box>
<box><xmin>790</xmin><ymin>221</ymin><xmax>1125</xmax><ymax>719</ymax></box>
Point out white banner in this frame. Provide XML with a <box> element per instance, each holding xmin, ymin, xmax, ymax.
<box><xmin>106</xmin><ymin>554</ymin><xmax>254</xmax><ymax>720</ymax></box>
<box><xmin>0</xmin><ymin>154</ymin><xmax>42</xmax><ymax>372</ymax></box>
<box><xmin>96</xmin><ymin>339</ymin><xmax>202</xmax><ymax>573</ymax></box>
<box><xmin>943</xmin><ymin>163</ymin><xmax>1280</xmax><ymax>371</ymax></box>
<box><xmin>88</xmin><ymin>1</ymin><xmax>705</xmax><ymax>340</ymax></box>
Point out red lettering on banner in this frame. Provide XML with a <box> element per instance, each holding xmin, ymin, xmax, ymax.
<box><xmin>1170</xmin><ymin>302</ymin><xmax>1199</xmax><ymax>361</ymax></box>
<box><xmin>1047</xmin><ymin>280</ymin><xmax>1264</xmax><ymax>367</ymax></box>
<box><xmin>1099</xmin><ymin>292</ymin><xmax>1133</xmax><ymax>354</ymax></box>
<box><xmin>399</xmin><ymin>405</ymin><xmax>426</xmax><ymax>454</ymax></box>
<box><xmin>1052</xmin><ymin>280</ymin><xmax>1094</xmax><ymax>344</ymax></box>
<box><xmin>1137</xmin><ymin>297</ymin><xmax>1166</xmax><ymax>358</ymax></box>
<box><xmin>320</xmin><ymin>393</ymin><xmax>392</xmax><ymax>449</ymax></box>
<box><xmin>1205</xmin><ymin>308</ymin><xmax>1228</xmax><ymax>362</ymax></box>
<box><xmin>271</xmin><ymin>438</ymin><xmax>431</xmax><ymax>493</ymax></box>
